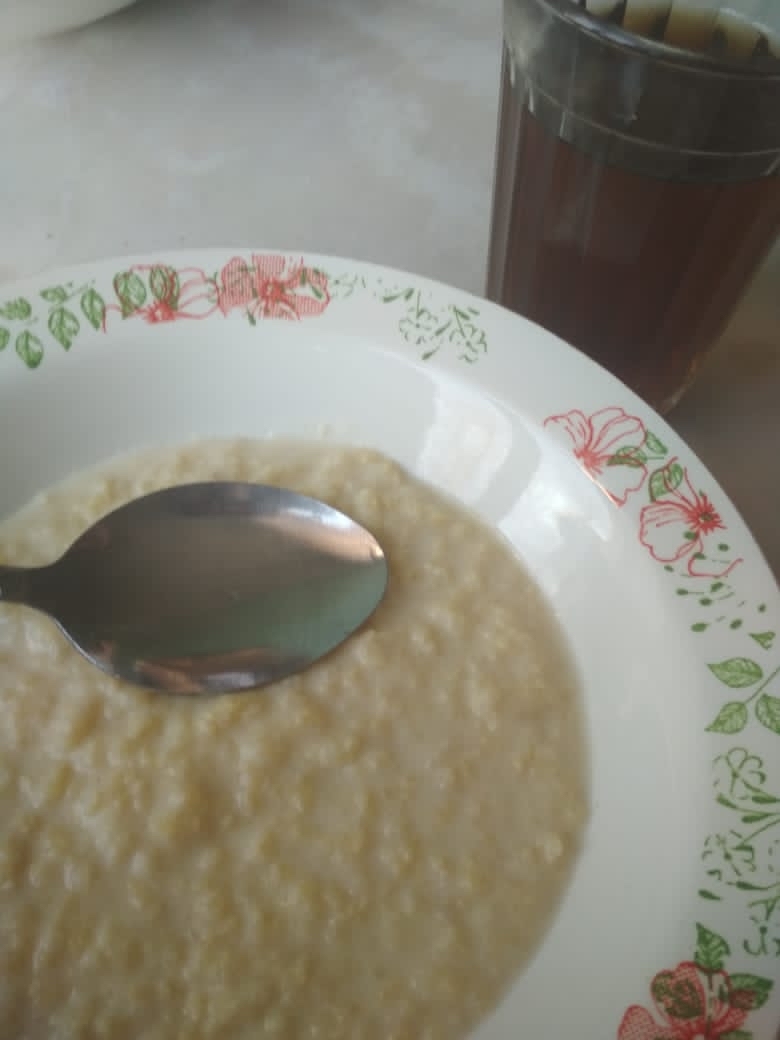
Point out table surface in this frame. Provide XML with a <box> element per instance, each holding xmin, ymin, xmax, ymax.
<box><xmin>1</xmin><ymin>0</ymin><xmax>778</xmax><ymax>577</ymax></box>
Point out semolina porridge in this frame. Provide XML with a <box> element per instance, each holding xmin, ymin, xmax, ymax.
<box><xmin>0</xmin><ymin>440</ymin><xmax>588</xmax><ymax>1040</ymax></box>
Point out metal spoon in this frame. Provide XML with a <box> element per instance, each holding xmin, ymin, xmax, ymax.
<box><xmin>0</xmin><ymin>482</ymin><xmax>388</xmax><ymax>695</ymax></box>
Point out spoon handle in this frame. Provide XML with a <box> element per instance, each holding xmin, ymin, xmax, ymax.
<box><xmin>0</xmin><ymin>565</ymin><xmax>34</xmax><ymax>605</ymax></box>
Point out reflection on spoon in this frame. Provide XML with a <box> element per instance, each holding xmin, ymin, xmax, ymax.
<box><xmin>0</xmin><ymin>482</ymin><xmax>388</xmax><ymax>696</ymax></box>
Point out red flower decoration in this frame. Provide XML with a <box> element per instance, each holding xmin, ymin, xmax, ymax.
<box><xmin>218</xmin><ymin>256</ymin><xmax>255</xmax><ymax>315</ymax></box>
<box><xmin>217</xmin><ymin>254</ymin><xmax>330</xmax><ymax>321</ymax></box>
<box><xmin>619</xmin><ymin>962</ymin><xmax>753</xmax><ymax>1040</ymax></box>
<box><xmin>544</xmin><ymin>406</ymin><xmax>648</xmax><ymax>505</ymax></box>
<box><xmin>639</xmin><ymin>460</ymin><xmax>741</xmax><ymax>578</ymax></box>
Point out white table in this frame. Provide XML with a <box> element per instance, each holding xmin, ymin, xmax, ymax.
<box><xmin>2</xmin><ymin>0</ymin><xmax>778</xmax><ymax>576</ymax></box>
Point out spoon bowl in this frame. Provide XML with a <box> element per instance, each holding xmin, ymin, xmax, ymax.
<box><xmin>0</xmin><ymin>482</ymin><xmax>388</xmax><ymax>695</ymax></box>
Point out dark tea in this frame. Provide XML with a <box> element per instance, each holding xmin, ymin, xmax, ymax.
<box><xmin>486</xmin><ymin>0</ymin><xmax>780</xmax><ymax>412</ymax></box>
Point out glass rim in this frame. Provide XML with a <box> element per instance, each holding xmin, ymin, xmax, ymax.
<box><xmin>534</xmin><ymin>0</ymin><xmax>780</xmax><ymax>79</ymax></box>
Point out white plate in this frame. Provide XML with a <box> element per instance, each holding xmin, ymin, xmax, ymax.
<box><xmin>0</xmin><ymin>250</ymin><xmax>778</xmax><ymax>1039</ymax></box>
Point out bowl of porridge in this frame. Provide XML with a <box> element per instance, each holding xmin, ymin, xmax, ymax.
<box><xmin>0</xmin><ymin>251</ymin><xmax>778</xmax><ymax>1039</ymax></box>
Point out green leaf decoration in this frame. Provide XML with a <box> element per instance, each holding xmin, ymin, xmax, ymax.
<box><xmin>0</xmin><ymin>327</ymin><xmax>9</xmax><ymax>350</ymax></box>
<box><xmin>650</xmin><ymin>971</ymin><xmax>702</xmax><ymax>1021</ymax></box>
<box><xmin>649</xmin><ymin>460</ymin><xmax>684</xmax><ymax>501</ymax></box>
<box><xmin>0</xmin><ymin>297</ymin><xmax>32</xmax><ymax>320</ymax></box>
<box><xmin>740</xmin><ymin>812</ymin><xmax>770</xmax><ymax>825</ymax></box>
<box><xmin>755</xmin><ymin>694</ymin><xmax>780</xmax><ymax>735</ymax></box>
<box><xmin>708</xmin><ymin>658</ymin><xmax>763</xmax><ymax>689</ymax></box>
<box><xmin>694</xmin><ymin>922</ymin><xmax>730</xmax><ymax>971</ymax></box>
<box><xmin>149</xmin><ymin>265</ymin><xmax>179</xmax><ymax>307</ymax></box>
<box><xmin>720</xmin><ymin>1032</ymin><xmax>752</xmax><ymax>1040</ymax></box>
<box><xmin>750</xmin><ymin>791</ymin><xmax>780</xmax><ymax>805</ymax></box>
<box><xmin>113</xmin><ymin>271</ymin><xmax>147</xmax><ymax>317</ymax></box>
<box><xmin>750</xmin><ymin>631</ymin><xmax>775</xmax><ymax>651</ymax></box>
<box><xmin>706</xmin><ymin>702</ymin><xmax>748</xmax><ymax>735</ymax></box>
<box><xmin>644</xmin><ymin>430</ymin><xmax>668</xmax><ymax>455</ymax></box>
<box><xmin>40</xmin><ymin>286</ymin><xmax>68</xmax><ymax>304</ymax></box>
<box><xmin>607</xmin><ymin>445</ymin><xmax>646</xmax><ymax>468</ymax></box>
<box><xmin>15</xmin><ymin>330</ymin><xmax>44</xmax><ymax>369</ymax></box>
<box><xmin>80</xmin><ymin>288</ymin><xmax>106</xmax><ymax>330</ymax></box>
<box><xmin>48</xmin><ymin>307</ymin><xmax>80</xmax><ymax>350</ymax></box>
<box><xmin>727</xmin><ymin>974</ymin><xmax>773</xmax><ymax>1010</ymax></box>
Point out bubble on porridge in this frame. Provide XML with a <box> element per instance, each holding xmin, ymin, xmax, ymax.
<box><xmin>0</xmin><ymin>439</ymin><xmax>588</xmax><ymax>1040</ymax></box>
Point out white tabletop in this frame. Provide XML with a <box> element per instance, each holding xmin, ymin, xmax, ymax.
<box><xmin>1</xmin><ymin>0</ymin><xmax>778</xmax><ymax>577</ymax></box>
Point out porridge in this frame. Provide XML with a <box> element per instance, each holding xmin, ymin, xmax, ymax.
<box><xmin>0</xmin><ymin>440</ymin><xmax>588</xmax><ymax>1040</ymax></box>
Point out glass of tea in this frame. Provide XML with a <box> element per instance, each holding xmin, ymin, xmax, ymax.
<box><xmin>486</xmin><ymin>0</ymin><xmax>780</xmax><ymax>413</ymax></box>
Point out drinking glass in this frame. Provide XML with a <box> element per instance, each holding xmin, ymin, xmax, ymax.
<box><xmin>486</xmin><ymin>0</ymin><xmax>780</xmax><ymax>413</ymax></box>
